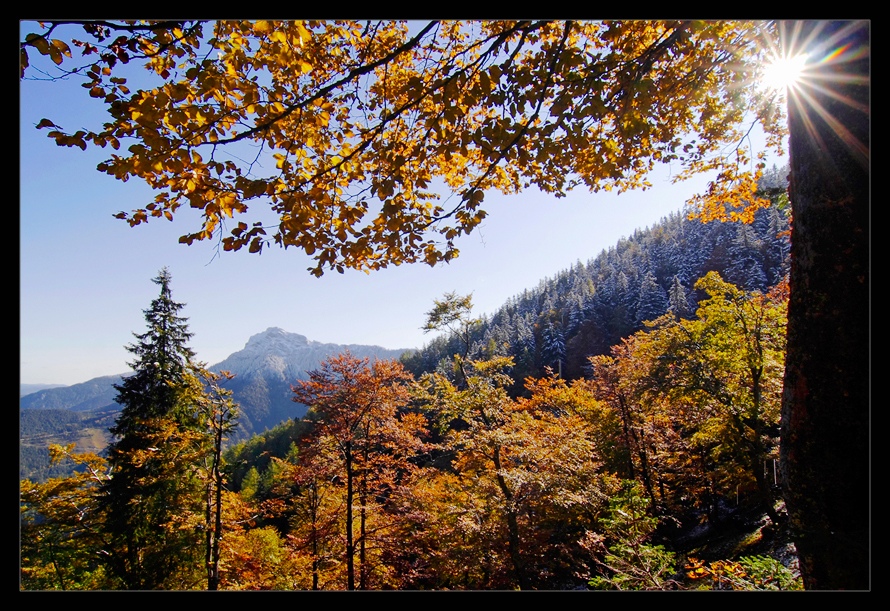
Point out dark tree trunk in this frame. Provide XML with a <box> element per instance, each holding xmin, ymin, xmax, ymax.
<box><xmin>780</xmin><ymin>20</ymin><xmax>869</xmax><ymax>591</ymax></box>
<box><xmin>206</xmin><ymin>425</ymin><xmax>224</xmax><ymax>591</ymax></box>
<box><xmin>491</xmin><ymin>445</ymin><xmax>526</xmax><ymax>590</ymax></box>
<box><xmin>359</xmin><ymin>466</ymin><xmax>368</xmax><ymax>590</ymax></box>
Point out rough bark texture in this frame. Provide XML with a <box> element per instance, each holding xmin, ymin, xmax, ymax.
<box><xmin>780</xmin><ymin>20</ymin><xmax>870</xmax><ymax>590</ymax></box>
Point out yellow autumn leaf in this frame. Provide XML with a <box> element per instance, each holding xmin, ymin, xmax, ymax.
<box><xmin>50</xmin><ymin>38</ymin><xmax>71</xmax><ymax>57</ymax></box>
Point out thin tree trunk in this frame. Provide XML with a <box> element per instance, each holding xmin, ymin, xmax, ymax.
<box><xmin>750</xmin><ymin>369</ymin><xmax>780</xmax><ymax>524</ymax></box>
<box><xmin>209</xmin><ymin>426</ymin><xmax>224</xmax><ymax>590</ymax></box>
<box><xmin>345</xmin><ymin>446</ymin><xmax>355</xmax><ymax>591</ymax></box>
<box><xmin>310</xmin><ymin>482</ymin><xmax>320</xmax><ymax>591</ymax></box>
<box><xmin>359</xmin><ymin>467</ymin><xmax>368</xmax><ymax>590</ymax></box>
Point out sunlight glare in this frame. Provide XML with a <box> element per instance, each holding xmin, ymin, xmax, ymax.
<box><xmin>761</xmin><ymin>52</ymin><xmax>809</xmax><ymax>92</ymax></box>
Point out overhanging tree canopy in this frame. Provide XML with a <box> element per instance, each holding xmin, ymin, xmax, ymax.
<box><xmin>22</xmin><ymin>20</ymin><xmax>784</xmax><ymax>276</ymax></box>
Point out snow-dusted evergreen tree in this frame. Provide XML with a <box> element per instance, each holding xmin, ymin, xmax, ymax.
<box><xmin>672</xmin><ymin>215</ymin><xmax>705</xmax><ymax>287</ymax></box>
<box><xmin>763</xmin><ymin>205</ymin><xmax>791</xmax><ymax>286</ymax></box>
<box><xmin>513</xmin><ymin>312</ymin><xmax>536</xmax><ymax>352</ymax></box>
<box><xmin>758</xmin><ymin>163</ymin><xmax>789</xmax><ymax>194</ymax></box>
<box><xmin>541</xmin><ymin>320</ymin><xmax>567</xmax><ymax>375</ymax></box>
<box><xmin>566</xmin><ymin>294</ymin><xmax>586</xmax><ymax>337</ymax></box>
<box><xmin>668</xmin><ymin>276</ymin><xmax>693</xmax><ymax>320</ymax></box>
<box><xmin>613</xmin><ymin>271</ymin><xmax>637</xmax><ymax>339</ymax></box>
<box><xmin>726</xmin><ymin>223</ymin><xmax>768</xmax><ymax>292</ymax></box>
<box><xmin>636</xmin><ymin>271</ymin><xmax>669</xmax><ymax>324</ymax></box>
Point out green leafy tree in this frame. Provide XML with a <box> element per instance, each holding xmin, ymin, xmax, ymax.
<box><xmin>422</xmin><ymin>291</ymin><xmax>482</xmax><ymax>384</ymax></box>
<box><xmin>667</xmin><ymin>272</ymin><xmax>786</xmax><ymax>522</ymax></box>
<box><xmin>590</xmin><ymin>275</ymin><xmax>787</xmax><ymax>521</ymax></box>
<box><xmin>20</xmin><ymin>445</ymin><xmax>112</xmax><ymax>590</ymax></box>
<box><xmin>586</xmin><ymin>481</ymin><xmax>680</xmax><ymax>591</ymax></box>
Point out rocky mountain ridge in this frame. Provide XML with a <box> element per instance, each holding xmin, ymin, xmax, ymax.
<box><xmin>20</xmin><ymin>328</ymin><xmax>413</xmax><ymax>480</ymax></box>
<box><xmin>214</xmin><ymin>327</ymin><xmax>407</xmax><ymax>383</ymax></box>
<box><xmin>208</xmin><ymin>327</ymin><xmax>410</xmax><ymax>437</ymax></box>
<box><xmin>21</xmin><ymin>327</ymin><xmax>410</xmax><ymax>410</ymax></box>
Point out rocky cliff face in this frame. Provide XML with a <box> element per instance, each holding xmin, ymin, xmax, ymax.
<box><xmin>214</xmin><ymin>327</ymin><xmax>407</xmax><ymax>382</ymax></box>
<box><xmin>211</xmin><ymin>327</ymin><xmax>411</xmax><ymax>438</ymax></box>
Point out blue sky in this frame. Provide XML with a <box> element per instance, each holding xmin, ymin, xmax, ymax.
<box><xmin>19</xmin><ymin>22</ymin><xmax>782</xmax><ymax>386</ymax></box>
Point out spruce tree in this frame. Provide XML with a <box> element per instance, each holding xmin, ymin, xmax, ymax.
<box><xmin>100</xmin><ymin>268</ymin><xmax>206</xmax><ymax>589</ymax></box>
<box><xmin>111</xmin><ymin>267</ymin><xmax>196</xmax><ymax>425</ymax></box>
<box><xmin>541</xmin><ymin>320</ymin><xmax>567</xmax><ymax>375</ymax></box>
<box><xmin>667</xmin><ymin>276</ymin><xmax>692</xmax><ymax>320</ymax></box>
<box><xmin>636</xmin><ymin>271</ymin><xmax>669</xmax><ymax>324</ymax></box>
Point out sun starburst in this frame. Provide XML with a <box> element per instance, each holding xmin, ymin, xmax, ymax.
<box><xmin>760</xmin><ymin>51</ymin><xmax>809</xmax><ymax>93</ymax></box>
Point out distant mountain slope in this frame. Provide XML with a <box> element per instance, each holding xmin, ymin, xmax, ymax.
<box><xmin>20</xmin><ymin>408</ymin><xmax>119</xmax><ymax>481</ymax></box>
<box><xmin>20</xmin><ymin>329</ymin><xmax>412</xmax><ymax>480</ymax></box>
<box><xmin>20</xmin><ymin>383</ymin><xmax>67</xmax><ymax>398</ymax></box>
<box><xmin>20</xmin><ymin>374</ymin><xmax>127</xmax><ymax>411</ymax></box>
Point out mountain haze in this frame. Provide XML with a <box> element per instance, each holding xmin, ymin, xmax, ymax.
<box><xmin>20</xmin><ymin>328</ymin><xmax>412</xmax><ymax>479</ymax></box>
<box><xmin>20</xmin><ymin>374</ymin><xmax>128</xmax><ymax>412</ymax></box>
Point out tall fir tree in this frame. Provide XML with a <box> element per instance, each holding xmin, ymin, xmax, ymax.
<box><xmin>100</xmin><ymin>268</ymin><xmax>206</xmax><ymax>589</ymax></box>
<box><xmin>636</xmin><ymin>271</ymin><xmax>669</xmax><ymax>324</ymax></box>
<box><xmin>111</xmin><ymin>268</ymin><xmax>196</xmax><ymax>425</ymax></box>
<box><xmin>667</xmin><ymin>276</ymin><xmax>692</xmax><ymax>321</ymax></box>
<box><xmin>541</xmin><ymin>320</ymin><xmax>567</xmax><ymax>375</ymax></box>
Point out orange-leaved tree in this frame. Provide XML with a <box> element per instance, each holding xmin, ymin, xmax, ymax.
<box><xmin>20</xmin><ymin>445</ymin><xmax>112</xmax><ymax>590</ymax></box>
<box><xmin>291</xmin><ymin>353</ymin><xmax>426</xmax><ymax>590</ymax></box>
<box><xmin>415</xmin><ymin>358</ymin><xmax>618</xmax><ymax>589</ymax></box>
